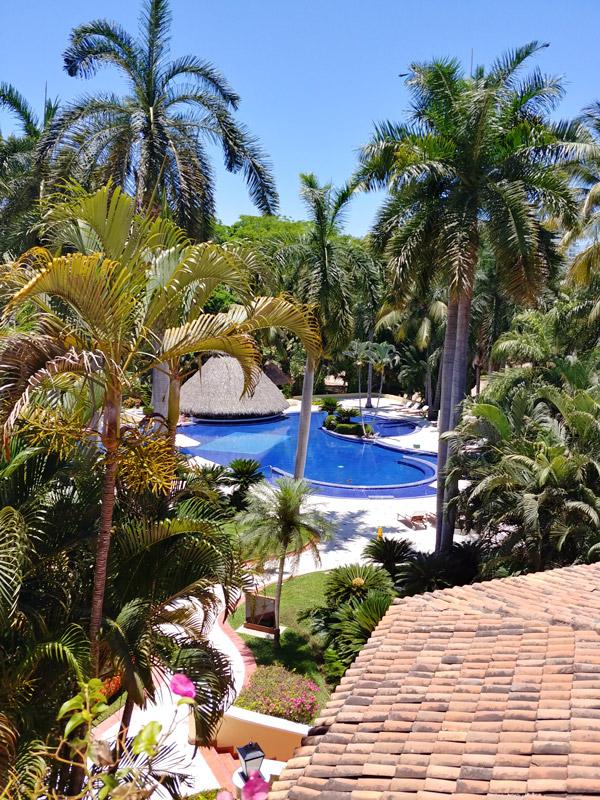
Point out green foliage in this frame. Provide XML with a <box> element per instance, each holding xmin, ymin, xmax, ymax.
<box><xmin>227</xmin><ymin>458</ymin><xmax>264</xmax><ymax>511</ymax></box>
<box><xmin>324</xmin><ymin>563</ymin><xmax>394</xmax><ymax>606</ymax></box>
<box><xmin>333</xmin><ymin>422</ymin><xmax>373</xmax><ymax>437</ymax></box>
<box><xmin>335</xmin><ymin>407</ymin><xmax>359</xmax><ymax>423</ymax></box>
<box><xmin>394</xmin><ymin>545</ymin><xmax>484</xmax><ymax>596</ymax></box>
<box><xmin>449</xmin><ymin>372</ymin><xmax>600</xmax><ymax>573</ymax></box>
<box><xmin>362</xmin><ymin>536</ymin><xmax>416</xmax><ymax>583</ymax></box>
<box><xmin>323</xmin><ymin>414</ymin><xmax>337</xmax><ymax>430</ymax></box>
<box><xmin>329</xmin><ymin>591</ymin><xmax>393</xmax><ymax>664</ymax></box>
<box><xmin>318</xmin><ymin>396</ymin><xmax>340</xmax><ymax>414</ymax></box>
<box><xmin>215</xmin><ymin>215</ymin><xmax>309</xmax><ymax>244</ymax></box>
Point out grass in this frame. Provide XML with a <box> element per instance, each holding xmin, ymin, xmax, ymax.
<box><xmin>229</xmin><ymin>571</ymin><xmax>330</xmax><ymax>689</ymax></box>
<box><xmin>230</xmin><ymin>570</ymin><xmax>327</xmax><ymax>632</ymax></box>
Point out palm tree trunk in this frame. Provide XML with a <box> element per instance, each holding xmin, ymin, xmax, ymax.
<box><xmin>372</xmin><ymin>370</ymin><xmax>385</xmax><ymax>426</ymax></box>
<box><xmin>425</xmin><ymin>347</ymin><xmax>433</xmax><ymax>408</ymax></box>
<box><xmin>439</xmin><ymin>290</ymin><xmax>474</xmax><ymax>552</ymax></box>
<box><xmin>366</xmin><ymin>362</ymin><xmax>374</xmax><ymax>408</ymax></box>
<box><xmin>90</xmin><ymin>385</ymin><xmax>121</xmax><ymax>675</ymax></box>
<box><xmin>435</xmin><ymin>298</ymin><xmax>458</xmax><ymax>553</ymax></box>
<box><xmin>151</xmin><ymin>363</ymin><xmax>170</xmax><ymax>418</ymax></box>
<box><xmin>167</xmin><ymin>365</ymin><xmax>181</xmax><ymax>448</ymax></box>
<box><xmin>431</xmin><ymin>358</ymin><xmax>442</xmax><ymax>421</ymax></box>
<box><xmin>294</xmin><ymin>355</ymin><xmax>315</xmax><ymax>479</ymax></box>
<box><xmin>113</xmin><ymin>694</ymin><xmax>134</xmax><ymax>766</ymax></box>
<box><xmin>273</xmin><ymin>553</ymin><xmax>286</xmax><ymax>646</ymax></box>
<box><xmin>357</xmin><ymin>365</ymin><xmax>366</xmax><ymax>434</ymax></box>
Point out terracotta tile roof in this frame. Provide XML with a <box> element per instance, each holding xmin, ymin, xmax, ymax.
<box><xmin>270</xmin><ymin>562</ymin><xmax>600</xmax><ymax>799</ymax></box>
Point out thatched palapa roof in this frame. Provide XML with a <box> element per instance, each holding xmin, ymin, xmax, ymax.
<box><xmin>263</xmin><ymin>361</ymin><xmax>292</xmax><ymax>386</ymax></box>
<box><xmin>180</xmin><ymin>356</ymin><xmax>289</xmax><ymax>419</ymax></box>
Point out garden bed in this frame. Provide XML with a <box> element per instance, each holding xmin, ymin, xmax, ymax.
<box><xmin>229</xmin><ymin>571</ymin><xmax>331</xmax><ymax>716</ymax></box>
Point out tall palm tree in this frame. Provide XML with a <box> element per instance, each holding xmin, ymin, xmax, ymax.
<box><xmin>44</xmin><ymin>0</ymin><xmax>277</xmax><ymax>240</ymax></box>
<box><xmin>357</xmin><ymin>43</ymin><xmax>587</xmax><ymax>551</ymax></box>
<box><xmin>278</xmin><ymin>174</ymin><xmax>367</xmax><ymax>478</ymax></box>
<box><xmin>0</xmin><ymin>185</ymin><xmax>318</xmax><ymax>673</ymax></box>
<box><xmin>237</xmin><ymin>478</ymin><xmax>332</xmax><ymax>645</ymax></box>
<box><xmin>0</xmin><ymin>83</ymin><xmax>60</xmax><ymax>255</ymax></box>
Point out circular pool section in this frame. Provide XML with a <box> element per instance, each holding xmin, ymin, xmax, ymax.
<box><xmin>178</xmin><ymin>411</ymin><xmax>436</xmax><ymax>498</ymax></box>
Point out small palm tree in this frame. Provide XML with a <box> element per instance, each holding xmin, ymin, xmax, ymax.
<box><xmin>367</xmin><ymin>342</ymin><xmax>400</xmax><ymax>423</ymax></box>
<box><xmin>344</xmin><ymin>340</ymin><xmax>372</xmax><ymax>434</ymax></box>
<box><xmin>227</xmin><ymin>458</ymin><xmax>264</xmax><ymax>511</ymax></box>
<box><xmin>237</xmin><ymin>478</ymin><xmax>333</xmax><ymax>644</ymax></box>
<box><xmin>45</xmin><ymin>0</ymin><xmax>277</xmax><ymax>239</ymax></box>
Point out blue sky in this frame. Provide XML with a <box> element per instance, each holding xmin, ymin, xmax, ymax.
<box><xmin>1</xmin><ymin>0</ymin><xmax>599</xmax><ymax>234</ymax></box>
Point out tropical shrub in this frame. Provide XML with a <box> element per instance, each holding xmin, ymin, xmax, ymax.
<box><xmin>394</xmin><ymin>546</ymin><xmax>484</xmax><ymax>597</ymax></box>
<box><xmin>228</xmin><ymin>458</ymin><xmax>264</xmax><ymax>510</ymax></box>
<box><xmin>334</xmin><ymin>422</ymin><xmax>374</xmax><ymax>437</ymax></box>
<box><xmin>235</xmin><ymin>665</ymin><xmax>321</xmax><ymax>724</ymax></box>
<box><xmin>448</xmin><ymin>381</ymin><xmax>600</xmax><ymax>573</ymax></box>
<box><xmin>324</xmin><ymin>564</ymin><xmax>394</xmax><ymax>606</ymax></box>
<box><xmin>329</xmin><ymin>591</ymin><xmax>393</xmax><ymax>664</ymax></box>
<box><xmin>363</xmin><ymin>536</ymin><xmax>416</xmax><ymax>583</ymax></box>
<box><xmin>323</xmin><ymin>414</ymin><xmax>337</xmax><ymax>430</ymax></box>
<box><xmin>336</xmin><ymin>407</ymin><xmax>359</xmax><ymax>423</ymax></box>
<box><xmin>318</xmin><ymin>396</ymin><xmax>340</xmax><ymax>414</ymax></box>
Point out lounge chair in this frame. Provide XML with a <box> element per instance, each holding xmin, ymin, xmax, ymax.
<box><xmin>397</xmin><ymin>510</ymin><xmax>436</xmax><ymax>529</ymax></box>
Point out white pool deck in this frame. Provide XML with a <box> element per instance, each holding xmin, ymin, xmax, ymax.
<box><xmin>105</xmin><ymin>397</ymin><xmax>439</xmax><ymax>792</ymax></box>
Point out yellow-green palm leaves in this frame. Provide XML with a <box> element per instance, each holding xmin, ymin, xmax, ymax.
<box><xmin>0</xmin><ymin>185</ymin><xmax>320</xmax><ymax>673</ymax></box>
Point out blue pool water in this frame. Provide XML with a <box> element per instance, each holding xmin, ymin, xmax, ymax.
<box><xmin>179</xmin><ymin>412</ymin><xmax>436</xmax><ymax>498</ymax></box>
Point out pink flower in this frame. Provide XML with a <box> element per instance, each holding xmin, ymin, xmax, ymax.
<box><xmin>170</xmin><ymin>672</ymin><xmax>195</xmax><ymax>699</ymax></box>
<box><xmin>217</xmin><ymin>792</ymin><xmax>234</xmax><ymax>800</ymax></box>
<box><xmin>242</xmin><ymin>771</ymin><xmax>270</xmax><ymax>800</ymax></box>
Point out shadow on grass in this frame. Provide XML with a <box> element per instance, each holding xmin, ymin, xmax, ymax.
<box><xmin>241</xmin><ymin>629</ymin><xmax>324</xmax><ymax>681</ymax></box>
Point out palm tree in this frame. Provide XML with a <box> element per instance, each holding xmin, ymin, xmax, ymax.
<box><xmin>0</xmin><ymin>83</ymin><xmax>60</xmax><ymax>255</ymax></box>
<box><xmin>237</xmin><ymin>478</ymin><xmax>333</xmax><ymax>645</ymax></box>
<box><xmin>377</xmin><ymin>286</ymin><xmax>447</xmax><ymax>415</ymax></box>
<box><xmin>44</xmin><ymin>0</ymin><xmax>277</xmax><ymax>240</ymax></box>
<box><xmin>0</xmin><ymin>185</ymin><xmax>318</xmax><ymax>673</ymax></box>
<box><xmin>367</xmin><ymin>342</ymin><xmax>400</xmax><ymax>422</ymax></box>
<box><xmin>278</xmin><ymin>174</ymin><xmax>364</xmax><ymax>478</ymax></box>
<box><xmin>357</xmin><ymin>43</ymin><xmax>587</xmax><ymax>551</ymax></box>
<box><xmin>344</xmin><ymin>340</ymin><xmax>372</xmax><ymax>433</ymax></box>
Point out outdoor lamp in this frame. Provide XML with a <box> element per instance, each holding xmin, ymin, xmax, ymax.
<box><xmin>237</xmin><ymin>742</ymin><xmax>265</xmax><ymax>780</ymax></box>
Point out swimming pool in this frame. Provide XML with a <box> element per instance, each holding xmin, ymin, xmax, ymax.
<box><xmin>178</xmin><ymin>411</ymin><xmax>436</xmax><ymax>498</ymax></box>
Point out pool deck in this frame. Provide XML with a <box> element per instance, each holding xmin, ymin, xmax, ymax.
<box><xmin>175</xmin><ymin>396</ymin><xmax>440</xmax><ymax>579</ymax></box>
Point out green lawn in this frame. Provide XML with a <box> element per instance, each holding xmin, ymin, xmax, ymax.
<box><xmin>229</xmin><ymin>571</ymin><xmax>329</xmax><ymax>687</ymax></box>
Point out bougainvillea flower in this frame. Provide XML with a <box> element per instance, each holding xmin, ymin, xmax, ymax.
<box><xmin>242</xmin><ymin>771</ymin><xmax>270</xmax><ymax>800</ymax></box>
<box><xmin>170</xmin><ymin>672</ymin><xmax>196</xmax><ymax>698</ymax></box>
